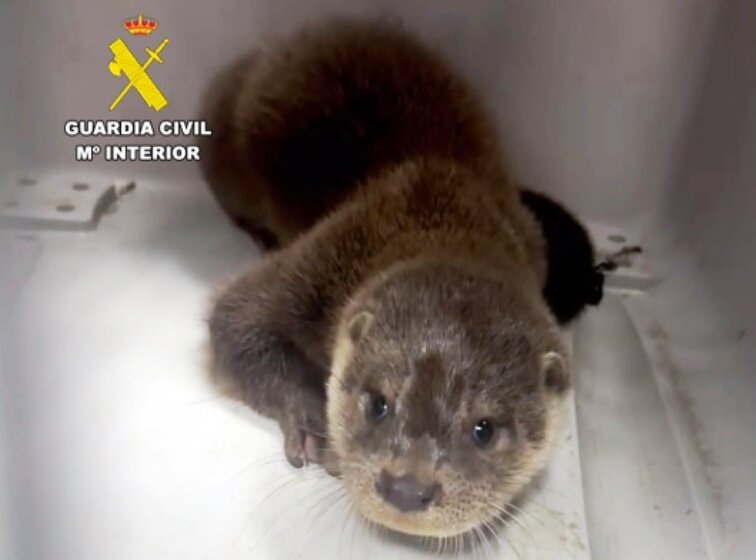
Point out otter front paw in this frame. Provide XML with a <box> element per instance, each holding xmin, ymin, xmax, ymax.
<box><xmin>282</xmin><ymin>418</ymin><xmax>327</xmax><ymax>468</ymax></box>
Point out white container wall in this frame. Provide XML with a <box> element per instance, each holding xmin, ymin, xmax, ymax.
<box><xmin>1</xmin><ymin>1</ymin><xmax>753</xmax><ymax>560</ymax></box>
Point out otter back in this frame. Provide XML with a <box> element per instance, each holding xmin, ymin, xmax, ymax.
<box><xmin>199</xmin><ymin>19</ymin><xmax>507</xmax><ymax>246</ymax></box>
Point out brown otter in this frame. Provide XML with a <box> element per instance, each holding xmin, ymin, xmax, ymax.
<box><xmin>202</xmin><ymin>19</ymin><xmax>572</xmax><ymax>538</ymax></box>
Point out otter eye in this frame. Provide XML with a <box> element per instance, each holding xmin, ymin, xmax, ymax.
<box><xmin>472</xmin><ymin>419</ymin><xmax>495</xmax><ymax>447</ymax></box>
<box><xmin>368</xmin><ymin>394</ymin><xmax>389</xmax><ymax>422</ymax></box>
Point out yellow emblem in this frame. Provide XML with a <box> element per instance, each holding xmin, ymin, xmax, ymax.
<box><xmin>107</xmin><ymin>37</ymin><xmax>169</xmax><ymax>111</ymax></box>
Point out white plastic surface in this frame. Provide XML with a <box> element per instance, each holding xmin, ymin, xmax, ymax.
<box><xmin>0</xmin><ymin>171</ymin><xmax>121</xmax><ymax>231</ymax></box>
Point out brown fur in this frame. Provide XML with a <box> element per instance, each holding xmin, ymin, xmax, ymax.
<box><xmin>203</xmin><ymin>19</ymin><xmax>569</xmax><ymax>538</ymax></box>
<box><xmin>199</xmin><ymin>19</ymin><xmax>541</xmax><ymax>258</ymax></box>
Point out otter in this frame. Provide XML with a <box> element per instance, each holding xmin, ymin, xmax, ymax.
<box><xmin>201</xmin><ymin>19</ymin><xmax>591</xmax><ymax>539</ymax></box>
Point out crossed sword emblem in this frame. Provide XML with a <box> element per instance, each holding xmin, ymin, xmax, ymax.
<box><xmin>108</xmin><ymin>38</ymin><xmax>169</xmax><ymax>111</ymax></box>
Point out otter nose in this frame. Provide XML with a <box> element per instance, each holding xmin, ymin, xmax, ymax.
<box><xmin>375</xmin><ymin>470</ymin><xmax>441</xmax><ymax>512</ymax></box>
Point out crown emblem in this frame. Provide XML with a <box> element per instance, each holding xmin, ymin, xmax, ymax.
<box><xmin>123</xmin><ymin>14</ymin><xmax>158</xmax><ymax>36</ymax></box>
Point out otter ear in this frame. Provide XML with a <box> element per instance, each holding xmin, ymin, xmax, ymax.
<box><xmin>540</xmin><ymin>351</ymin><xmax>569</xmax><ymax>394</ymax></box>
<box><xmin>348</xmin><ymin>311</ymin><xmax>374</xmax><ymax>344</ymax></box>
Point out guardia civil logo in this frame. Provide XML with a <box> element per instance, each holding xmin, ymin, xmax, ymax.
<box><xmin>63</xmin><ymin>14</ymin><xmax>209</xmax><ymax>162</ymax></box>
<box><xmin>107</xmin><ymin>14</ymin><xmax>169</xmax><ymax>112</ymax></box>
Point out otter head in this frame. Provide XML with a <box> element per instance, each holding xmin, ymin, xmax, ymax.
<box><xmin>326</xmin><ymin>259</ymin><xmax>569</xmax><ymax>538</ymax></box>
